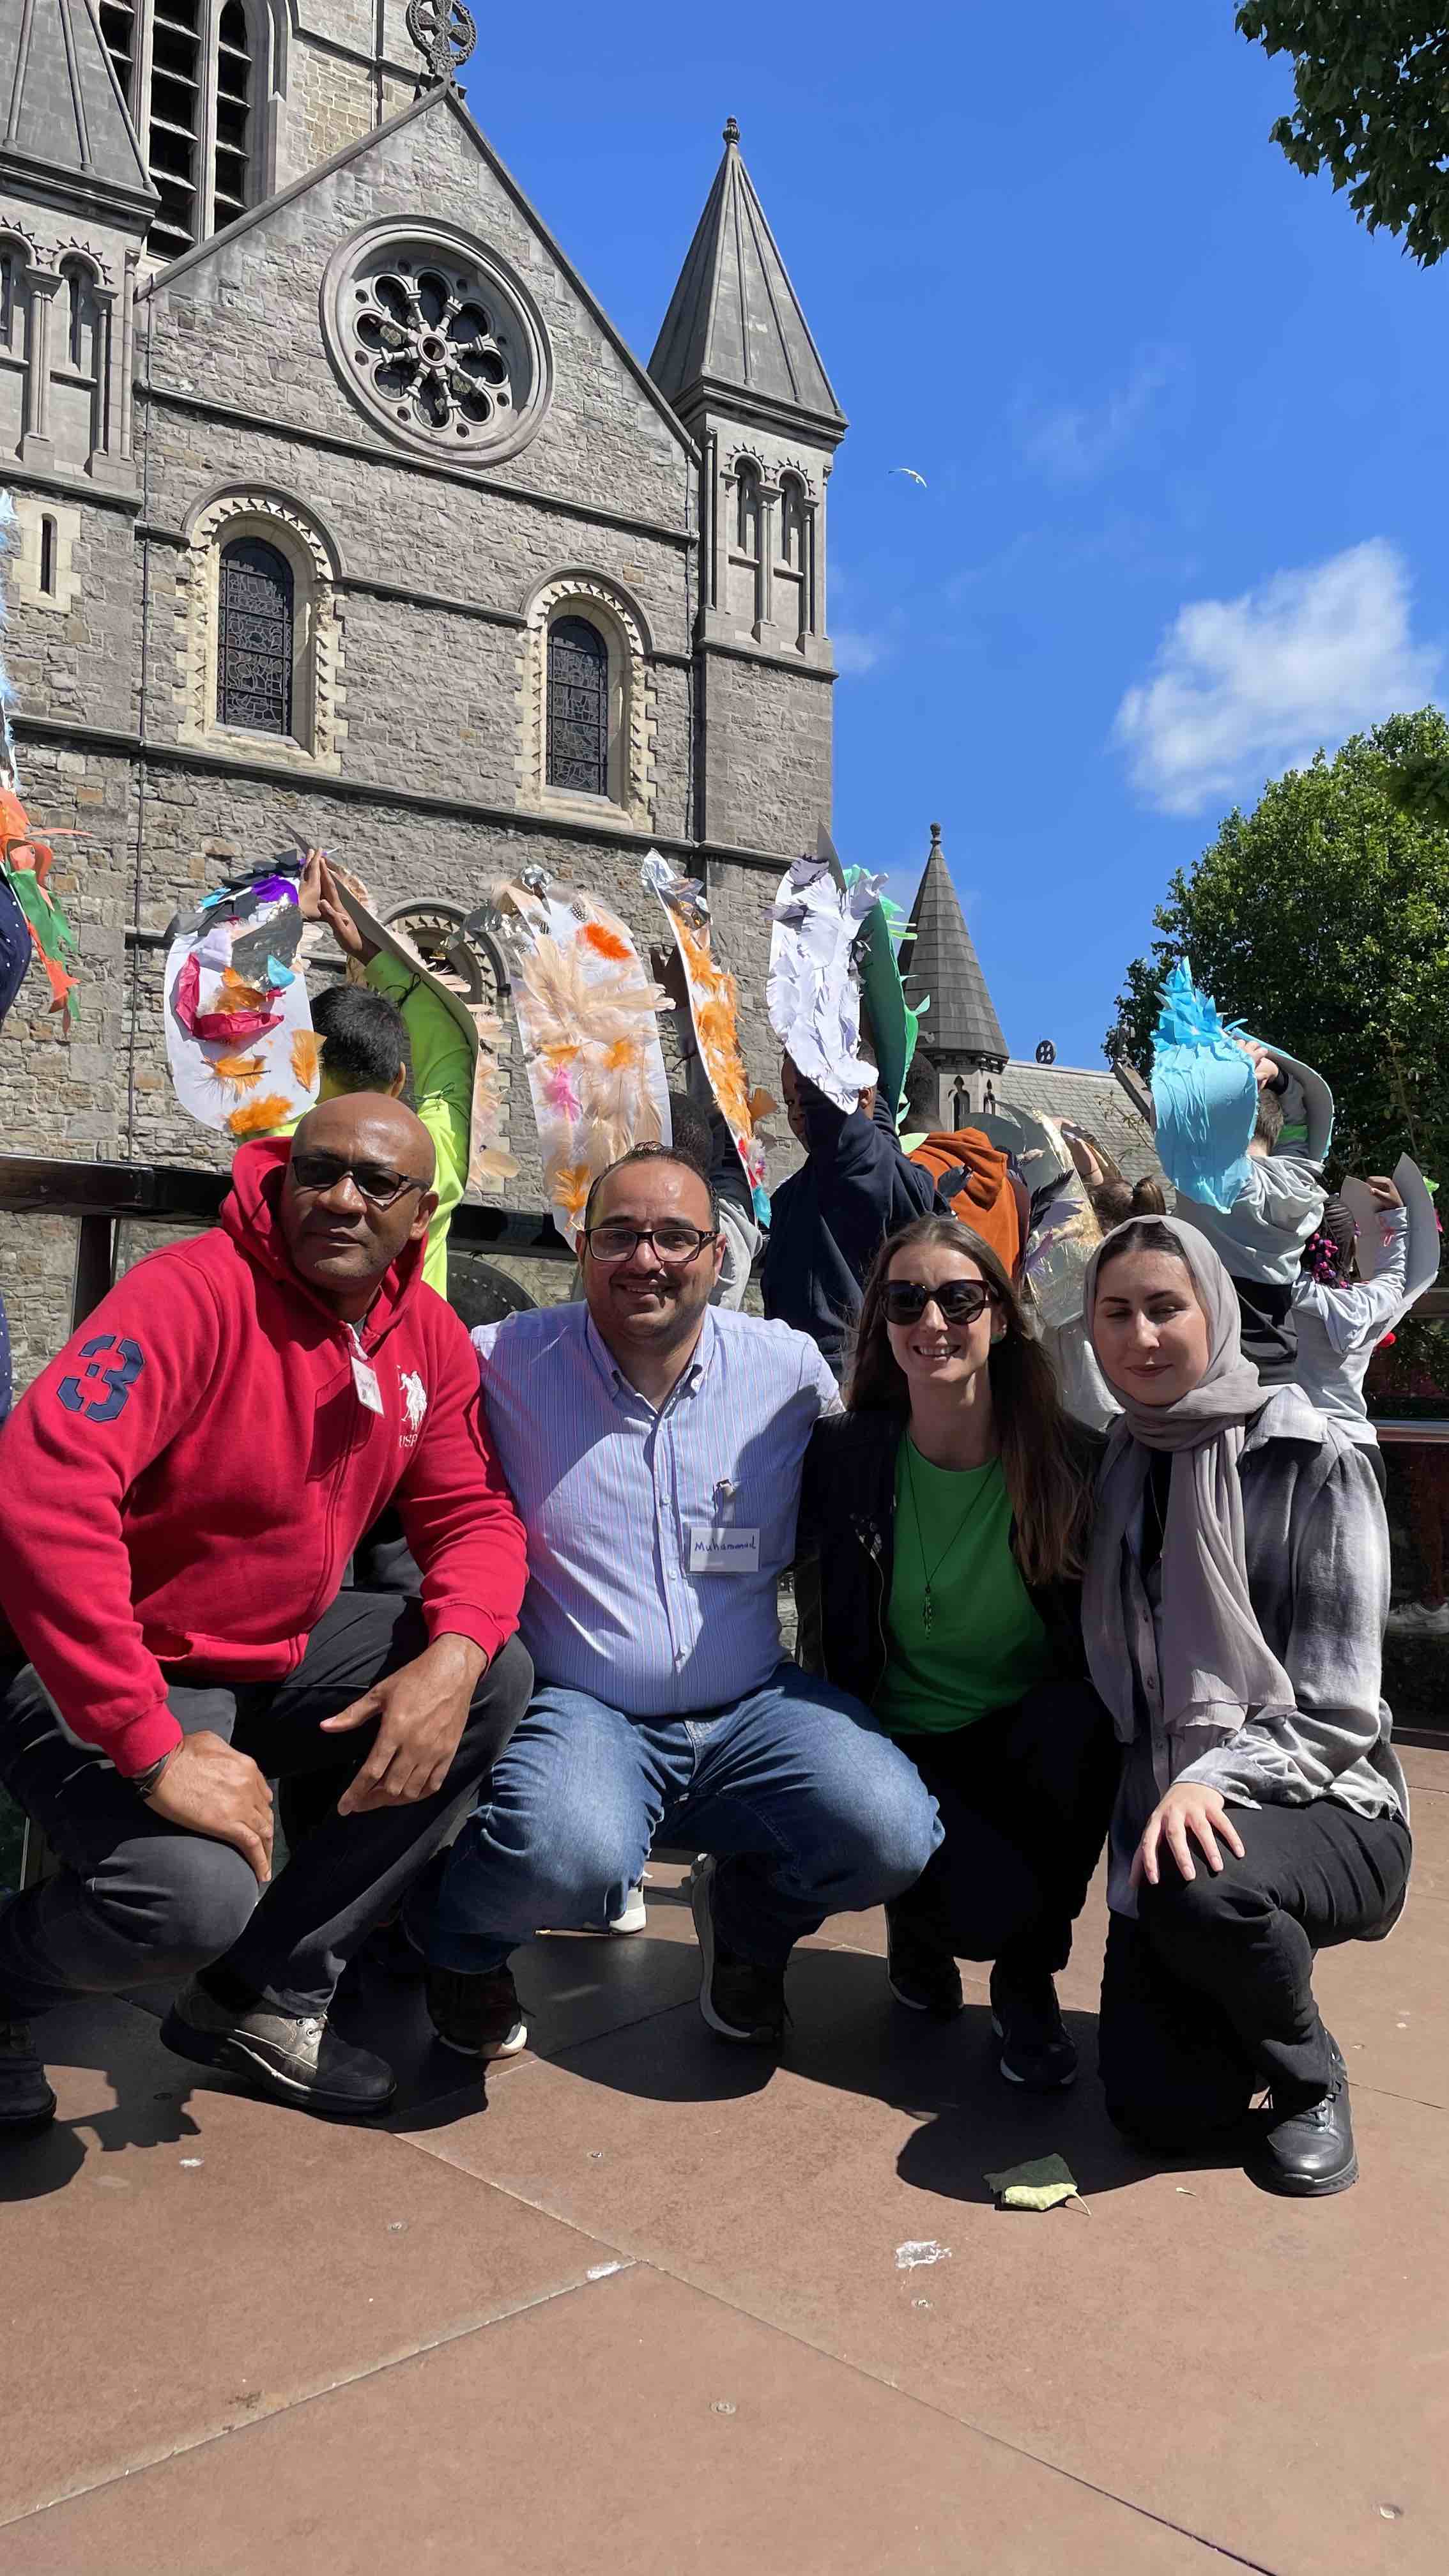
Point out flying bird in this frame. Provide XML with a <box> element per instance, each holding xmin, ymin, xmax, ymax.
<box><xmin>892</xmin><ymin>466</ymin><xmax>928</xmax><ymax>487</ymax></box>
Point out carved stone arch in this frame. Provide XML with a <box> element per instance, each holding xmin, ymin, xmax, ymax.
<box><xmin>175</xmin><ymin>488</ymin><xmax>346</xmax><ymax>772</ymax></box>
<box><xmin>516</xmin><ymin>571</ymin><xmax>656</xmax><ymax>832</ymax></box>
<box><xmin>52</xmin><ymin>241</ymin><xmax>113</xmax><ymax>286</ymax></box>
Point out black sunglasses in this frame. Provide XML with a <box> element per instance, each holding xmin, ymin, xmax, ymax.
<box><xmin>289</xmin><ymin>1150</ymin><xmax>429</xmax><ymax>1209</ymax></box>
<box><xmin>884</xmin><ymin>1278</ymin><xmax>998</xmax><ymax>1326</ymax></box>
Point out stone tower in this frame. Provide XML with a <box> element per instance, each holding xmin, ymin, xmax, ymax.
<box><xmin>898</xmin><ymin>824</ymin><xmax>1008</xmax><ymax>1126</ymax></box>
<box><xmin>0</xmin><ymin>17</ymin><xmax>853</xmax><ymax>1381</ymax></box>
<box><xmin>650</xmin><ymin>118</ymin><xmax>845</xmax><ymax>856</ymax></box>
<box><xmin>90</xmin><ymin>0</ymin><xmax>418</xmax><ymax>259</ymax></box>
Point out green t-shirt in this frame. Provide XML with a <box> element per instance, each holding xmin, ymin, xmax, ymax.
<box><xmin>875</xmin><ymin>1438</ymin><xmax>1054</xmax><ymax>1735</ymax></box>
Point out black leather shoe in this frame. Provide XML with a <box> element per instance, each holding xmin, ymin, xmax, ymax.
<box><xmin>161</xmin><ymin>1980</ymin><xmax>397</xmax><ymax>2113</ymax></box>
<box><xmin>887</xmin><ymin>1915</ymin><xmax>963</xmax><ymax>2018</ymax></box>
<box><xmin>690</xmin><ymin>1856</ymin><xmax>786</xmax><ymax>2044</ymax></box>
<box><xmin>990</xmin><ymin>1963</ymin><xmax>1077</xmax><ymax>2090</ymax></box>
<box><xmin>1245</xmin><ymin>2037</ymin><xmax>1358</xmax><ymax>2198</ymax></box>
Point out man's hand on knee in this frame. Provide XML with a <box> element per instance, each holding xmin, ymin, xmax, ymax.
<box><xmin>144</xmin><ymin>1732</ymin><xmax>275</xmax><ymax>1884</ymax></box>
<box><xmin>324</xmin><ymin>1634</ymin><xmax>487</xmax><ymax>1815</ymax></box>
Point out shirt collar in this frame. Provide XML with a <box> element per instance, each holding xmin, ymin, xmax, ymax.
<box><xmin>581</xmin><ymin>1303</ymin><xmax>717</xmax><ymax>1406</ymax></box>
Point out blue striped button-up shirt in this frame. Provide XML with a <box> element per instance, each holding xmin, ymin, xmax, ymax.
<box><xmin>472</xmin><ymin>1303</ymin><xmax>839</xmax><ymax>1715</ymax></box>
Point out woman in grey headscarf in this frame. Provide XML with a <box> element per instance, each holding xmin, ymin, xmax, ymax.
<box><xmin>1084</xmin><ymin>1215</ymin><xmax>1410</xmax><ymax>2198</ymax></box>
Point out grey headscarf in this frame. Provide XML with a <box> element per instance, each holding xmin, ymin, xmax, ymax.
<box><xmin>1081</xmin><ymin>1215</ymin><xmax>1296</xmax><ymax>1752</ymax></box>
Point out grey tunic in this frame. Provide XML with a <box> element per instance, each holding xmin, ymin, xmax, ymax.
<box><xmin>1107</xmin><ymin>1384</ymin><xmax>1407</xmax><ymax>1915</ymax></box>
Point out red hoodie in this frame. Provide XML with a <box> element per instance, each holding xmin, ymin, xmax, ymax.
<box><xmin>0</xmin><ymin>1138</ymin><xmax>526</xmax><ymax>1776</ymax></box>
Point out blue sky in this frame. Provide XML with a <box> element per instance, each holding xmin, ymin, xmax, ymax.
<box><xmin>462</xmin><ymin>3</ymin><xmax>1445</xmax><ymax>1066</ymax></box>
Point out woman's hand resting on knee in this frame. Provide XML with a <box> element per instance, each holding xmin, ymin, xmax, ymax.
<box><xmin>1132</xmin><ymin>1784</ymin><xmax>1246</xmax><ymax>1889</ymax></box>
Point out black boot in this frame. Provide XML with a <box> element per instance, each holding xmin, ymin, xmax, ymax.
<box><xmin>1245</xmin><ymin>2035</ymin><xmax>1357</xmax><ymax>2199</ymax></box>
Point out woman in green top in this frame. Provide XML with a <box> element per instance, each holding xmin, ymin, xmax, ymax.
<box><xmin>797</xmin><ymin>1214</ymin><xmax>1113</xmax><ymax>2089</ymax></box>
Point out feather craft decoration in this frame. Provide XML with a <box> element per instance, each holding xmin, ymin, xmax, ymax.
<box><xmin>642</xmin><ymin>851</ymin><xmax>770</xmax><ymax>1218</ymax></box>
<box><xmin>498</xmin><ymin>881</ymin><xmax>670</xmax><ymax>1242</ymax></box>
<box><xmin>1150</xmin><ymin>960</ymin><xmax>1257</xmax><ymax>1215</ymax></box>
<box><xmin>766</xmin><ymin>855</ymin><xmax>880</xmax><ymax>1113</ymax></box>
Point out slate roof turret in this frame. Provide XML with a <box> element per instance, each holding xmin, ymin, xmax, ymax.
<box><xmin>0</xmin><ymin>0</ymin><xmax>155</xmax><ymax>222</ymax></box>
<box><xmin>649</xmin><ymin>119</ymin><xmax>846</xmax><ymax>444</ymax></box>
<box><xmin>900</xmin><ymin>825</ymin><xmax>1008</xmax><ymax>1066</ymax></box>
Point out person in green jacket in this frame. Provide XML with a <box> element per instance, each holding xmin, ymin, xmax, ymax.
<box><xmin>293</xmin><ymin>851</ymin><xmax>471</xmax><ymax>1300</ymax></box>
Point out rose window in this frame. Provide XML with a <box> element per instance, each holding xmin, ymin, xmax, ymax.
<box><xmin>323</xmin><ymin>222</ymin><xmax>551</xmax><ymax>466</ymax></box>
<box><xmin>352</xmin><ymin>263</ymin><xmax>512</xmax><ymax>444</ymax></box>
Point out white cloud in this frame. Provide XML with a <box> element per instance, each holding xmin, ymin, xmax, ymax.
<box><xmin>832</xmin><ymin>627</ymin><xmax>885</xmax><ymax>676</ymax></box>
<box><xmin>1114</xmin><ymin>539</ymin><xmax>1441</xmax><ymax>816</ymax></box>
<box><xmin>1018</xmin><ymin>347</ymin><xmax>1184</xmax><ymax>485</ymax></box>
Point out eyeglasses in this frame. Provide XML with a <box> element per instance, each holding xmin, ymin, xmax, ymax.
<box><xmin>583</xmin><ymin>1222</ymin><xmax>719</xmax><ymax>1266</ymax></box>
<box><xmin>884</xmin><ymin>1278</ymin><xmax>998</xmax><ymax>1326</ymax></box>
<box><xmin>289</xmin><ymin>1151</ymin><xmax>430</xmax><ymax>1208</ymax></box>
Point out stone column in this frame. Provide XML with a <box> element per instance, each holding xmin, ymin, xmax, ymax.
<box><xmin>19</xmin><ymin>271</ymin><xmax>63</xmax><ymax>467</ymax></box>
<box><xmin>756</xmin><ymin>480</ymin><xmax>779</xmax><ymax>643</ymax></box>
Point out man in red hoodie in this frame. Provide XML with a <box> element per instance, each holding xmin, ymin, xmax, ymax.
<box><xmin>0</xmin><ymin>1093</ymin><xmax>530</xmax><ymax>2132</ymax></box>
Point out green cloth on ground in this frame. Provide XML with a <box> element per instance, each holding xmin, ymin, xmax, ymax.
<box><xmin>985</xmin><ymin>2154</ymin><xmax>1078</xmax><ymax>2212</ymax></box>
<box><xmin>875</xmin><ymin>1439</ymin><xmax>1054</xmax><ymax>1735</ymax></box>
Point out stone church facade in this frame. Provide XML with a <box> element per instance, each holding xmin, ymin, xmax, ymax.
<box><xmin>0</xmin><ymin>0</ymin><xmax>847</xmax><ymax>1374</ymax></box>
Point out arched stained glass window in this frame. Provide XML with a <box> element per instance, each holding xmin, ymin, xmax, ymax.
<box><xmin>546</xmin><ymin>616</ymin><xmax>609</xmax><ymax>796</ymax></box>
<box><xmin>217</xmin><ymin>536</ymin><xmax>294</xmax><ymax>736</ymax></box>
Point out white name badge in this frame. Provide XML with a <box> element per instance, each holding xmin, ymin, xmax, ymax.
<box><xmin>350</xmin><ymin>1348</ymin><xmax>385</xmax><ymax>1414</ymax></box>
<box><xmin>689</xmin><ymin>1526</ymin><xmax>760</xmax><ymax>1575</ymax></box>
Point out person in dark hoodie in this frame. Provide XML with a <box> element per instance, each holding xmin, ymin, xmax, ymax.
<box><xmin>762</xmin><ymin>1045</ymin><xmax>937</xmax><ymax>1377</ymax></box>
<box><xmin>0</xmin><ymin>1093</ymin><xmax>530</xmax><ymax>2136</ymax></box>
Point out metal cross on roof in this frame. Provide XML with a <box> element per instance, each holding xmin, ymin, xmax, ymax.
<box><xmin>406</xmin><ymin>0</ymin><xmax>477</xmax><ymax>86</ymax></box>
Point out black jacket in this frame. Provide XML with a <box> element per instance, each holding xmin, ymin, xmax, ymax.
<box><xmin>762</xmin><ymin>1089</ymin><xmax>937</xmax><ymax>1378</ymax></box>
<box><xmin>795</xmin><ymin>1407</ymin><xmax>1100</xmax><ymax>1708</ymax></box>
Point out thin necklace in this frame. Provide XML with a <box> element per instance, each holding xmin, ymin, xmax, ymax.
<box><xmin>902</xmin><ymin>1439</ymin><xmax>998</xmax><ymax>1634</ymax></box>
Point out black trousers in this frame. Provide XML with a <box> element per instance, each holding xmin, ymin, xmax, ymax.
<box><xmin>1099</xmin><ymin>1797</ymin><xmax>1411</xmax><ymax>2140</ymax></box>
<box><xmin>0</xmin><ymin>1592</ymin><xmax>532</xmax><ymax>2022</ymax></box>
<box><xmin>887</xmin><ymin>1678</ymin><xmax>1117</xmax><ymax>1979</ymax></box>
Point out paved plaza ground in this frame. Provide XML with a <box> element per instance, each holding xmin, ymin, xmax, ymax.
<box><xmin>1</xmin><ymin>1735</ymin><xmax>1445</xmax><ymax>2574</ymax></box>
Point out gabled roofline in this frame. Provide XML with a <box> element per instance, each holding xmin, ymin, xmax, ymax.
<box><xmin>136</xmin><ymin>84</ymin><xmax>698</xmax><ymax>466</ymax></box>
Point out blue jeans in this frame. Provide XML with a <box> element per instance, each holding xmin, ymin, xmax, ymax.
<box><xmin>422</xmin><ymin>1661</ymin><xmax>942</xmax><ymax>1974</ymax></box>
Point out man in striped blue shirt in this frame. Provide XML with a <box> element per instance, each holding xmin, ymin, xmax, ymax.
<box><xmin>415</xmin><ymin>1142</ymin><xmax>940</xmax><ymax>2056</ymax></box>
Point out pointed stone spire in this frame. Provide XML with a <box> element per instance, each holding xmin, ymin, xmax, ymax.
<box><xmin>900</xmin><ymin>825</ymin><xmax>1008</xmax><ymax>1066</ymax></box>
<box><xmin>0</xmin><ymin>0</ymin><xmax>154</xmax><ymax>219</ymax></box>
<box><xmin>650</xmin><ymin>118</ymin><xmax>846</xmax><ymax>441</ymax></box>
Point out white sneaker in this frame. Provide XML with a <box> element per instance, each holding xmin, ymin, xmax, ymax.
<box><xmin>1388</xmin><ymin>1602</ymin><xmax>1449</xmax><ymax>1632</ymax></box>
<box><xmin>608</xmin><ymin>1880</ymin><xmax>648</xmax><ymax>1935</ymax></box>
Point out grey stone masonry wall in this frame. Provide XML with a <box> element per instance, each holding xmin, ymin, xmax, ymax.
<box><xmin>137</xmin><ymin>96</ymin><xmax>693</xmax><ymax>533</ymax></box>
<box><xmin>698</xmin><ymin>649</ymin><xmax>833</xmax><ymax>857</ymax></box>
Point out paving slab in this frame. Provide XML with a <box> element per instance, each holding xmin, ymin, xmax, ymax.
<box><xmin>0</xmin><ymin>1997</ymin><xmax>619</xmax><ymax>2522</ymax></box>
<box><xmin>406</xmin><ymin>1943</ymin><xmax>1448</xmax><ymax>2576</ymax></box>
<box><xmin>0</xmin><ymin>2261</ymin><xmax>1241</xmax><ymax>2576</ymax></box>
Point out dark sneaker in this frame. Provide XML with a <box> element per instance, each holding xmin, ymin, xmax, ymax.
<box><xmin>424</xmin><ymin>1962</ymin><xmax>528</xmax><ymax>2060</ymax></box>
<box><xmin>886</xmin><ymin>1912</ymin><xmax>963</xmax><ymax>2019</ymax></box>
<box><xmin>689</xmin><ymin>1855</ymin><xmax>786</xmax><ymax>2044</ymax></box>
<box><xmin>1246</xmin><ymin>2036</ymin><xmax>1358</xmax><ymax>2199</ymax></box>
<box><xmin>160</xmin><ymin>1979</ymin><xmax>396</xmax><ymax>2113</ymax></box>
<box><xmin>0</xmin><ymin>2020</ymin><xmax>57</xmax><ymax>2138</ymax></box>
<box><xmin>990</xmin><ymin>1965</ymin><xmax>1077</xmax><ymax>2090</ymax></box>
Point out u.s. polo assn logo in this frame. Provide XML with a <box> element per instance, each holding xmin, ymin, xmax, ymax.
<box><xmin>399</xmin><ymin>1368</ymin><xmax>428</xmax><ymax>1443</ymax></box>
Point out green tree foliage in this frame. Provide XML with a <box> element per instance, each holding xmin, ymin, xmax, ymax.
<box><xmin>1105</xmin><ymin>710</ymin><xmax>1449</xmax><ymax>1181</ymax></box>
<box><xmin>1236</xmin><ymin>7</ymin><xmax>1449</xmax><ymax>266</ymax></box>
